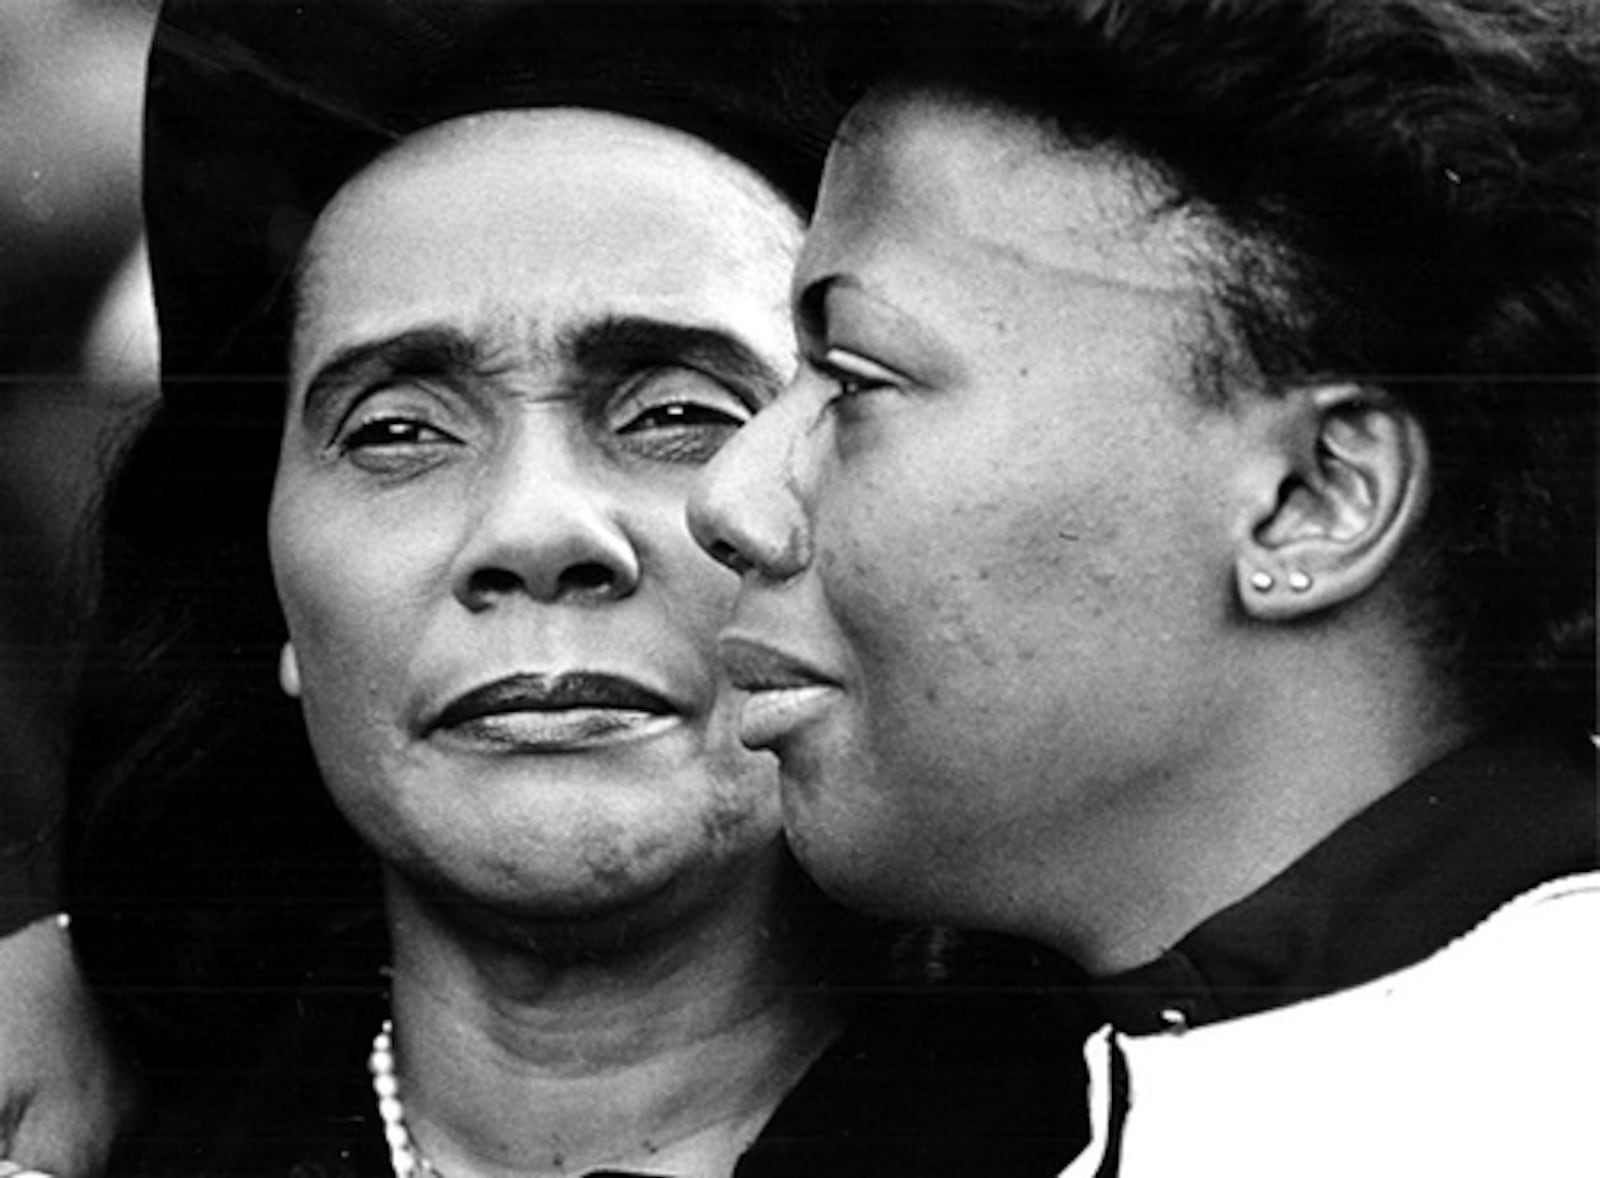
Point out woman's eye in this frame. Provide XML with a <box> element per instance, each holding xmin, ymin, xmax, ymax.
<box><xmin>611</xmin><ymin>368</ymin><xmax>754</xmax><ymax>464</ymax></box>
<box><xmin>816</xmin><ymin>347</ymin><xmax>901</xmax><ymax>399</ymax></box>
<box><xmin>339</xmin><ymin>417</ymin><xmax>449</xmax><ymax>449</ymax></box>
<box><xmin>335</xmin><ymin>413</ymin><xmax>461</xmax><ymax>474</ymax></box>
<box><xmin>620</xmin><ymin>401</ymin><xmax>748</xmax><ymax>432</ymax></box>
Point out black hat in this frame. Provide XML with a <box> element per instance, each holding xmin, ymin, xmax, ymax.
<box><xmin>144</xmin><ymin>0</ymin><xmax>842</xmax><ymax>405</ymax></box>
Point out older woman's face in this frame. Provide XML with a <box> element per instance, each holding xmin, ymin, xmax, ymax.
<box><xmin>270</xmin><ymin>110</ymin><xmax>801</xmax><ymax>922</ymax></box>
<box><xmin>690</xmin><ymin>87</ymin><xmax>1257</xmax><ymax>936</ymax></box>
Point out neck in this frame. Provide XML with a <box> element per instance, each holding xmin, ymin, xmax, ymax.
<box><xmin>1031</xmin><ymin>629</ymin><xmax>1477</xmax><ymax>976</ymax></box>
<box><xmin>381</xmin><ymin>867</ymin><xmax>846</xmax><ymax>1178</ymax></box>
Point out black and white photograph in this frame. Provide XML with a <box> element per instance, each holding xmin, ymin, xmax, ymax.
<box><xmin>1</xmin><ymin>2</ymin><xmax>1595</xmax><ymax>1175</ymax></box>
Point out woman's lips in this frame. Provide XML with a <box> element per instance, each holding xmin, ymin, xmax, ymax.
<box><xmin>736</xmin><ymin>684</ymin><xmax>837</xmax><ymax>750</ymax></box>
<box><xmin>718</xmin><ymin>636</ymin><xmax>840</xmax><ymax>750</ymax></box>
<box><xmin>427</xmin><ymin>672</ymin><xmax>680</xmax><ymax>751</ymax></box>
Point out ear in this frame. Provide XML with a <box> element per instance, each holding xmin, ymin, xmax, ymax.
<box><xmin>1235</xmin><ymin>384</ymin><xmax>1430</xmax><ymax>622</ymax></box>
<box><xmin>279</xmin><ymin>641</ymin><xmax>303</xmax><ymax>699</ymax></box>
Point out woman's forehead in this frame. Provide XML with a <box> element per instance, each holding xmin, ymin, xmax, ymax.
<box><xmin>816</xmin><ymin>83</ymin><xmax>1216</xmax><ymax>299</ymax></box>
<box><xmin>293</xmin><ymin>109</ymin><xmax>801</xmax><ymax>352</ymax></box>
<box><xmin>290</xmin><ymin>123</ymin><xmax>800</xmax><ymax>401</ymax></box>
<box><xmin>317</xmin><ymin>108</ymin><xmax>799</xmax><ymax>258</ymax></box>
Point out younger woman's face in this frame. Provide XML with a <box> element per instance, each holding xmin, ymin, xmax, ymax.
<box><xmin>691</xmin><ymin>86</ymin><xmax>1260</xmax><ymax>938</ymax></box>
<box><xmin>270</xmin><ymin>110</ymin><xmax>802</xmax><ymax>928</ymax></box>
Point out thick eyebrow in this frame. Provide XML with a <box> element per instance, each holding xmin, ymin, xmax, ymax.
<box><xmin>559</xmin><ymin>315</ymin><xmax>787</xmax><ymax>402</ymax></box>
<box><xmin>300</xmin><ymin>327</ymin><xmax>486</xmax><ymax>420</ymax></box>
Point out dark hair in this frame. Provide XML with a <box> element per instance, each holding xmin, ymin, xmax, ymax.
<box><xmin>853</xmin><ymin>0</ymin><xmax>1597</xmax><ymax>728</ymax></box>
<box><xmin>65</xmin><ymin>389</ymin><xmax>374</xmax><ymax>1077</ymax></box>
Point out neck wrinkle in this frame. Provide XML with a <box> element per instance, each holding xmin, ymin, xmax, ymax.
<box><xmin>381</xmin><ymin>865</ymin><xmax>846</xmax><ymax>1178</ymax></box>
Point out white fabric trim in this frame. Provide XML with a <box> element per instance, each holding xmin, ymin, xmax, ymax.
<box><xmin>1061</xmin><ymin>871</ymin><xmax>1600</xmax><ymax>1177</ymax></box>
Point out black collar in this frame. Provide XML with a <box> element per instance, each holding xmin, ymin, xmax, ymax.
<box><xmin>1092</xmin><ymin>726</ymin><xmax>1597</xmax><ymax>1035</ymax></box>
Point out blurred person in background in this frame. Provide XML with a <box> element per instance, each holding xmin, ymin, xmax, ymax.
<box><xmin>0</xmin><ymin>0</ymin><xmax>155</xmax><ymax>1172</ymax></box>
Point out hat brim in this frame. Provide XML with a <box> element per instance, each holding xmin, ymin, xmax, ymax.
<box><xmin>144</xmin><ymin>0</ymin><xmax>839</xmax><ymax>402</ymax></box>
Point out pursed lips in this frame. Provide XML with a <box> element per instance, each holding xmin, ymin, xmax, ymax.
<box><xmin>717</xmin><ymin>636</ymin><xmax>840</xmax><ymax>750</ymax></box>
<box><xmin>426</xmin><ymin>671</ymin><xmax>681</xmax><ymax>750</ymax></box>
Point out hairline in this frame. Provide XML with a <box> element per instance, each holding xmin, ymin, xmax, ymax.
<box><xmin>289</xmin><ymin>106</ymin><xmax>805</xmax><ymax>365</ymax></box>
<box><xmin>853</xmin><ymin>74</ymin><xmax>1296</xmax><ymax>410</ymax></box>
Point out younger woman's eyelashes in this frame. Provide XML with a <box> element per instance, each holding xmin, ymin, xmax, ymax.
<box><xmin>814</xmin><ymin>347</ymin><xmax>903</xmax><ymax>402</ymax></box>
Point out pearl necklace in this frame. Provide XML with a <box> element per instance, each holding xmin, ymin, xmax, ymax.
<box><xmin>370</xmin><ymin>1019</ymin><xmax>445</xmax><ymax>1178</ymax></box>
<box><xmin>368</xmin><ymin>1016</ymin><xmax>775</xmax><ymax>1178</ymax></box>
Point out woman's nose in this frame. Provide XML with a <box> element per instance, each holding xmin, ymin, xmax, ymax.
<box><xmin>688</xmin><ymin>387</ymin><xmax>814</xmax><ymax>583</ymax></box>
<box><xmin>452</xmin><ymin>427</ymin><xmax>640</xmax><ymax>610</ymax></box>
